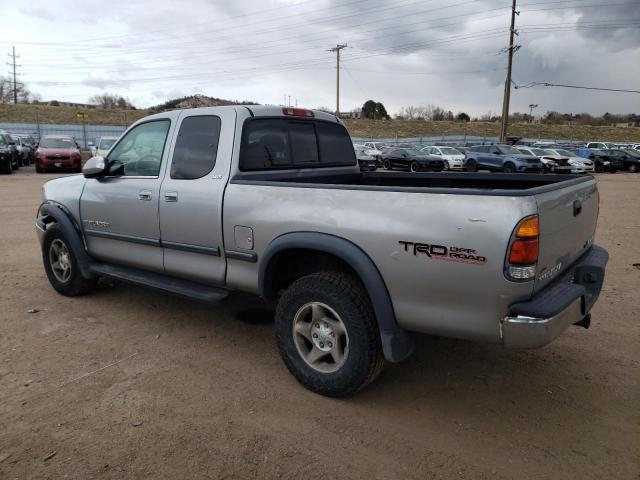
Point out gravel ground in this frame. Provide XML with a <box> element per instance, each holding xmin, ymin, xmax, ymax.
<box><xmin>1</xmin><ymin>167</ymin><xmax>638</xmax><ymax>479</ymax></box>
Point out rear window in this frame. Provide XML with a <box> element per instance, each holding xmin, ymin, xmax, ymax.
<box><xmin>240</xmin><ymin>119</ymin><xmax>355</xmax><ymax>171</ymax></box>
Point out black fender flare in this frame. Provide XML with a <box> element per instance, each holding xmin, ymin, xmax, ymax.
<box><xmin>259</xmin><ymin>232</ymin><xmax>414</xmax><ymax>363</ymax></box>
<box><xmin>37</xmin><ymin>202</ymin><xmax>96</xmax><ymax>279</ymax></box>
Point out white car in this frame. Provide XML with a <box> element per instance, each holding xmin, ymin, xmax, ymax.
<box><xmin>94</xmin><ymin>136</ymin><xmax>119</xmax><ymax>158</ymax></box>
<box><xmin>363</xmin><ymin>142</ymin><xmax>389</xmax><ymax>154</ymax></box>
<box><xmin>544</xmin><ymin>148</ymin><xmax>594</xmax><ymax>173</ymax></box>
<box><xmin>516</xmin><ymin>147</ymin><xmax>573</xmax><ymax>174</ymax></box>
<box><xmin>420</xmin><ymin>146</ymin><xmax>466</xmax><ymax>170</ymax></box>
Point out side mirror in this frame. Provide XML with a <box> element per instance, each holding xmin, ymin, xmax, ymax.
<box><xmin>82</xmin><ymin>156</ymin><xmax>107</xmax><ymax>178</ymax></box>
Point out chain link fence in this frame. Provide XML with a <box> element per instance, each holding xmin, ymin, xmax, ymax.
<box><xmin>0</xmin><ymin>122</ymin><xmax>127</xmax><ymax>149</ymax></box>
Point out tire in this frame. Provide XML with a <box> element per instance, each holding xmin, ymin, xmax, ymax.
<box><xmin>410</xmin><ymin>161</ymin><xmax>420</xmax><ymax>172</ymax></box>
<box><xmin>42</xmin><ymin>224</ymin><xmax>97</xmax><ymax>297</ymax></box>
<box><xmin>628</xmin><ymin>163</ymin><xmax>638</xmax><ymax>173</ymax></box>
<box><xmin>36</xmin><ymin>166</ymin><xmax>45</xmax><ymax>173</ymax></box>
<box><xmin>443</xmin><ymin>160</ymin><xmax>450</xmax><ymax>171</ymax></box>
<box><xmin>274</xmin><ymin>271</ymin><xmax>384</xmax><ymax>397</ymax></box>
<box><xmin>465</xmin><ymin>159</ymin><xmax>477</xmax><ymax>172</ymax></box>
<box><xmin>0</xmin><ymin>158</ymin><xmax>11</xmax><ymax>174</ymax></box>
<box><xmin>383</xmin><ymin>159</ymin><xmax>391</xmax><ymax>170</ymax></box>
<box><xmin>502</xmin><ymin>162</ymin><xmax>515</xmax><ymax>173</ymax></box>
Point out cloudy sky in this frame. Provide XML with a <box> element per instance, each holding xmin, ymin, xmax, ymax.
<box><xmin>2</xmin><ymin>0</ymin><xmax>639</xmax><ymax>116</ymax></box>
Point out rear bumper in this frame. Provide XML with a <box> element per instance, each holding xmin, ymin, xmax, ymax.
<box><xmin>502</xmin><ymin>245</ymin><xmax>608</xmax><ymax>348</ymax></box>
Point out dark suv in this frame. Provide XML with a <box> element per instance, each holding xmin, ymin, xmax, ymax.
<box><xmin>0</xmin><ymin>131</ymin><xmax>19</xmax><ymax>173</ymax></box>
<box><xmin>465</xmin><ymin>145</ymin><xmax>544</xmax><ymax>173</ymax></box>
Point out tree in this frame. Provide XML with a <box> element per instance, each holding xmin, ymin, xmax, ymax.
<box><xmin>0</xmin><ymin>75</ymin><xmax>39</xmax><ymax>104</ymax></box>
<box><xmin>361</xmin><ymin>100</ymin><xmax>389</xmax><ymax>119</ymax></box>
<box><xmin>456</xmin><ymin>112</ymin><xmax>470</xmax><ymax>122</ymax></box>
<box><xmin>89</xmin><ymin>93</ymin><xmax>135</xmax><ymax>109</ymax></box>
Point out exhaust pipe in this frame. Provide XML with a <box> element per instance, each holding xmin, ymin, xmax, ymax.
<box><xmin>574</xmin><ymin>314</ymin><xmax>591</xmax><ymax>329</ymax></box>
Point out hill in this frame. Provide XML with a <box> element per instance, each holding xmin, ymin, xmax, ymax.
<box><xmin>1</xmin><ymin>103</ymin><xmax>639</xmax><ymax>142</ymax></box>
<box><xmin>343</xmin><ymin>119</ymin><xmax>640</xmax><ymax>142</ymax></box>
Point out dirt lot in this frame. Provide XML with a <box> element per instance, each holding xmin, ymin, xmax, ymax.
<box><xmin>0</xmin><ymin>167</ymin><xmax>638</xmax><ymax>479</ymax></box>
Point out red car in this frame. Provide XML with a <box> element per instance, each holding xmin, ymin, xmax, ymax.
<box><xmin>35</xmin><ymin>136</ymin><xmax>82</xmax><ymax>173</ymax></box>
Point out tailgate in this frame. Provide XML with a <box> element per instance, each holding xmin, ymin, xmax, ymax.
<box><xmin>534</xmin><ymin>177</ymin><xmax>598</xmax><ymax>292</ymax></box>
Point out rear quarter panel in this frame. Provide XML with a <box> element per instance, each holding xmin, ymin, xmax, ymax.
<box><xmin>223</xmin><ymin>184</ymin><xmax>537</xmax><ymax>343</ymax></box>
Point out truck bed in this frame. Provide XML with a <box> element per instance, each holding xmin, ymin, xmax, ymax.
<box><xmin>232</xmin><ymin>171</ymin><xmax>592</xmax><ymax>196</ymax></box>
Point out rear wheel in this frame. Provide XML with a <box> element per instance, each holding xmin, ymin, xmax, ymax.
<box><xmin>410</xmin><ymin>161</ymin><xmax>420</xmax><ymax>172</ymax></box>
<box><xmin>383</xmin><ymin>159</ymin><xmax>391</xmax><ymax>170</ymax></box>
<box><xmin>275</xmin><ymin>271</ymin><xmax>384</xmax><ymax>397</ymax></box>
<box><xmin>502</xmin><ymin>162</ymin><xmax>515</xmax><ymax>173</ymax></box>
<box><xmin>0</xmin><ymin>158</ymin><xmax>11</xmax><ymax>174</ymax></box>
<box><xmin>628</xmin><ymin>163</ymin><xmax>638</xmax><ymax>173</ymax></box>
<box><xmin>465</xmin><ymin>159</ymin><xmax>477</xmax><ymax>172</ymax></box>
<box><xmin>42</xmin><ymin>224</ymin><xmax>97</xmax><ymax>297</ymax></box>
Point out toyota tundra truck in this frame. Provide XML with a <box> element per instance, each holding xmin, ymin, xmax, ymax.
<box><xmin>36</xmin><ymin>106</ymin><xmax>608</xmax><ymax>397</ymax></box>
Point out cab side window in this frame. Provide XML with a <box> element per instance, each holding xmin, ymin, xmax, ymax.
<box><xmin>171</xmin><ymin>116</ymin><xmax>221</xmax><ymax>179</ymax></box>
<box><xmin>107</xmin><ymin>120</ymin><xmax>170</xmax><ymax>177</ymax></box>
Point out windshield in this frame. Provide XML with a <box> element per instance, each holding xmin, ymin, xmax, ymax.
<box><xmin>99</xmin><ymin>138</ymin><xmax>117</xmax><ymax>150</ymax></box>
<box><xmin>555</xmin><ymin>149</ymin><xmax>575</xmax><ymax>157</ymax></box>
<box><xmin>440</xmin><ymin>147</ymin><xmax>462</xmax><ymax>155</ymax></box>
<box><xmin>498</xmin><ymin>146</ymin><xmax>522</xmax><ymax>155</ymax></box>
<box><xmin>40</xmin><ymin>138</ymin><xmax>75</xmax><ymax>149</ymax></box>
<box><xmin>531</xmin><ymin>148</ymin><xmax>551</xmax><ymax>156</ymax></box>
<box><xmin>402</xmin><ymin>148</ymin><xmax>424</xmax><ymax>156</ymax></box>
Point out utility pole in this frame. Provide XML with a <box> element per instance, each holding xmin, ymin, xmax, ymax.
<box><xmin>528</xmin><ymin>103</ymin><xmax>538</xmax><ymax>123</ymax></box>
<box><xmin>329</xmin><ymin>44</ymin><xmax>347</xmax><ymax>116</ymax></box>
<box><xmin>6</xmin><ymin>46</ymin><xmax>21</xmax><ymax>104</ymax></box>
<box><xmin>499</xmin><ymin>0</ymin><xmax>519</xmax><ymax>143</ymax></box>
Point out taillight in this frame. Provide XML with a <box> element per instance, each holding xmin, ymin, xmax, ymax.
<box><xmin>282</xmin><ymin>107</ymin><xmax>314</xmax><ymax>117</ymax></box>
<box><xmin>506</xmin><ymin>215</ymin><xmax>539</xmax><ymax>281</ymax></box>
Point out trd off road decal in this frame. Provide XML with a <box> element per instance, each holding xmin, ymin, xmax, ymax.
<box><xmin>398</xmin><ymin>241</ymin><xmax>487</xmax><ymax>265</ymax></box>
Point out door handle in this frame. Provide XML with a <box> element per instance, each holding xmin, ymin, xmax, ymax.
<box><xmin>164</xmin><ymin>191</ymin><xmax>178</xmax><ymax>202</ymax></box>
<box><xmin>138</xmin><ymin>190</ymin><xmax>152</xmax><ymax>201</ymax></box>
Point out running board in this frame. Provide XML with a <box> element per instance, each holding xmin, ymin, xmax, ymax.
<box><xmin>90</xmin><ymin>263</ymin><xmax>230</xmax><ymax>304</ymax></box>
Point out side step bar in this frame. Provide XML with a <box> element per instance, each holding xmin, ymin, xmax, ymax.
<box><xmin>90</xmin><ymin>263</ymin><xmax>230</xmax><ymax>304</ymax></box>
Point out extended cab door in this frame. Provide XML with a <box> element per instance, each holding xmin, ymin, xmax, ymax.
<box><xmin>159</xmin><ymin>110</ymin><xmax>235</xmax><ymax>285</ymax></box>
<box><xmin>80</xmin><ymin>119</ymin><xmax>174</xmax><ymax>272</ymax></box>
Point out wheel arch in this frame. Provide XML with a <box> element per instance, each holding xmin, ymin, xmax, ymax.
<box><xmin>37</xmin><ymin>201</ymin><xmax>95</xmax><ymax>278</ymax></box>
<box><xmin>259</xmin><ymin>231</ymin><xmax>414</xmax><ymax>362</ymax></box>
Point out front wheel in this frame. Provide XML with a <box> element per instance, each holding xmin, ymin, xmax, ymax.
<box><xmin>383</xmin><ymin>159</ymin><xmax>391</xmax><ymax>170</ymax></box>
<box><xmin>502</xmin><ymin>162</ymin><xmax>515</xmax><ymax>173</ymax></box>
<box><xmin>628</xmin><ymin>163</ymin><xmax>638</xmax><ymax>173</ymax></box>
<box><xmin>443</xmin><ymin>160</ymin><xmax>450</xmax><ymax>171</ymax></box>
<box><xmin>42</xmin><ymin>224</ymin><xmax>97</xmax><ymax>296</ymax></box>
<box><xmin>274</xmin><ymin>271</ymin><xmax>384</xmax><ymax>397</ymax></box>
<box><xmin>410</xmin><ymin>161</ymin><xmax>420</xmax><ymax>172</ymax></box>
<box><xmin>465</xmin><ymin>159</ymin><xmax>477</xmax><ymax>172</ymax></box>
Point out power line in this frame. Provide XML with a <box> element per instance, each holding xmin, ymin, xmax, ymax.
<box><xmin>515</xmin><ymin>82</ymin><xmax>640</xmax><ymax>93</ymax></box>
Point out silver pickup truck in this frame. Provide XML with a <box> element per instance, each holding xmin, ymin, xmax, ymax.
<box><xmin>36</xmin><ymin>106</ymin><xmax>608</xmax><ymax>397</ymax></box>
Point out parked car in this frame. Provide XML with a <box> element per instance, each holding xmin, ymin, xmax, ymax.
<box><xmin>585</xmin><ymin>142</ymin><xmax>617</xmax><ymax>150</ymax></box>
<box><xmin>10</xmin><ymin>135</ymin><xmax>31</xmax><ymax>167</ymax></box>
<box><xmin>14</xmin><ymin>134</ymin><xmax>37</xmax><ymax>164</ymax></box>
<box><xmin>600</xmin><ymin>149</ymin><xmax>640</xmax><ymax>173</ymax></box>
<box><xmin>94</xmin><ymin>136</ymin><xmax>119</xmax><ymax>158</ymax></box>
<box><xmin>363</xmin><ymin>142</ymin><xmax>388</xmax><ymax>154</ymax></box>
<box><xmin>35</xmin><ymin>105</ymin><xmax>608</xmax><ymax>397</ymax></box>
<box><xmin>354</xmin><ymin>146</ymin><xmax>378</xmax><ymax>171</ymax></box>
<box><xmin>574</xmin><ymin>149</ymin><xmax>621</xmax><ymax>173</ymax></box>
<box><xmin>0</xmin><ymin>131</ymin><xmax>17</xmax><ymax>173</ymax></box>
<box><xmin>420</xmin><ymin>146</ymin><xmax>466</xmax><ymax>170</ymax></box>
<box><xmin>464</xmin><ymin>145</ymin><xmax>544</xmax><ymax>173</ymax></box>
<box><xmin>381</xmin><ymin>147</ymin><xmax>445</xmax><ymax>172</ymax></box>
<box><xmin>543</xmin><ymin>148</ymin><xmax>594</xmax><ymax>173</ymax></box>
<box><xmin>35</xmin><ymin>135</ymin><xmax>83</xmax><ymax>173</ymax></box>
<box><xmin>516</xmin><ymin>147</ymin><xmax>573</xmax><ymax>174</ymax></box>
<box><xmin>621</xmin><ymin>148</ymin><xmax>640</xmax><ymax>161</ymax></box>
